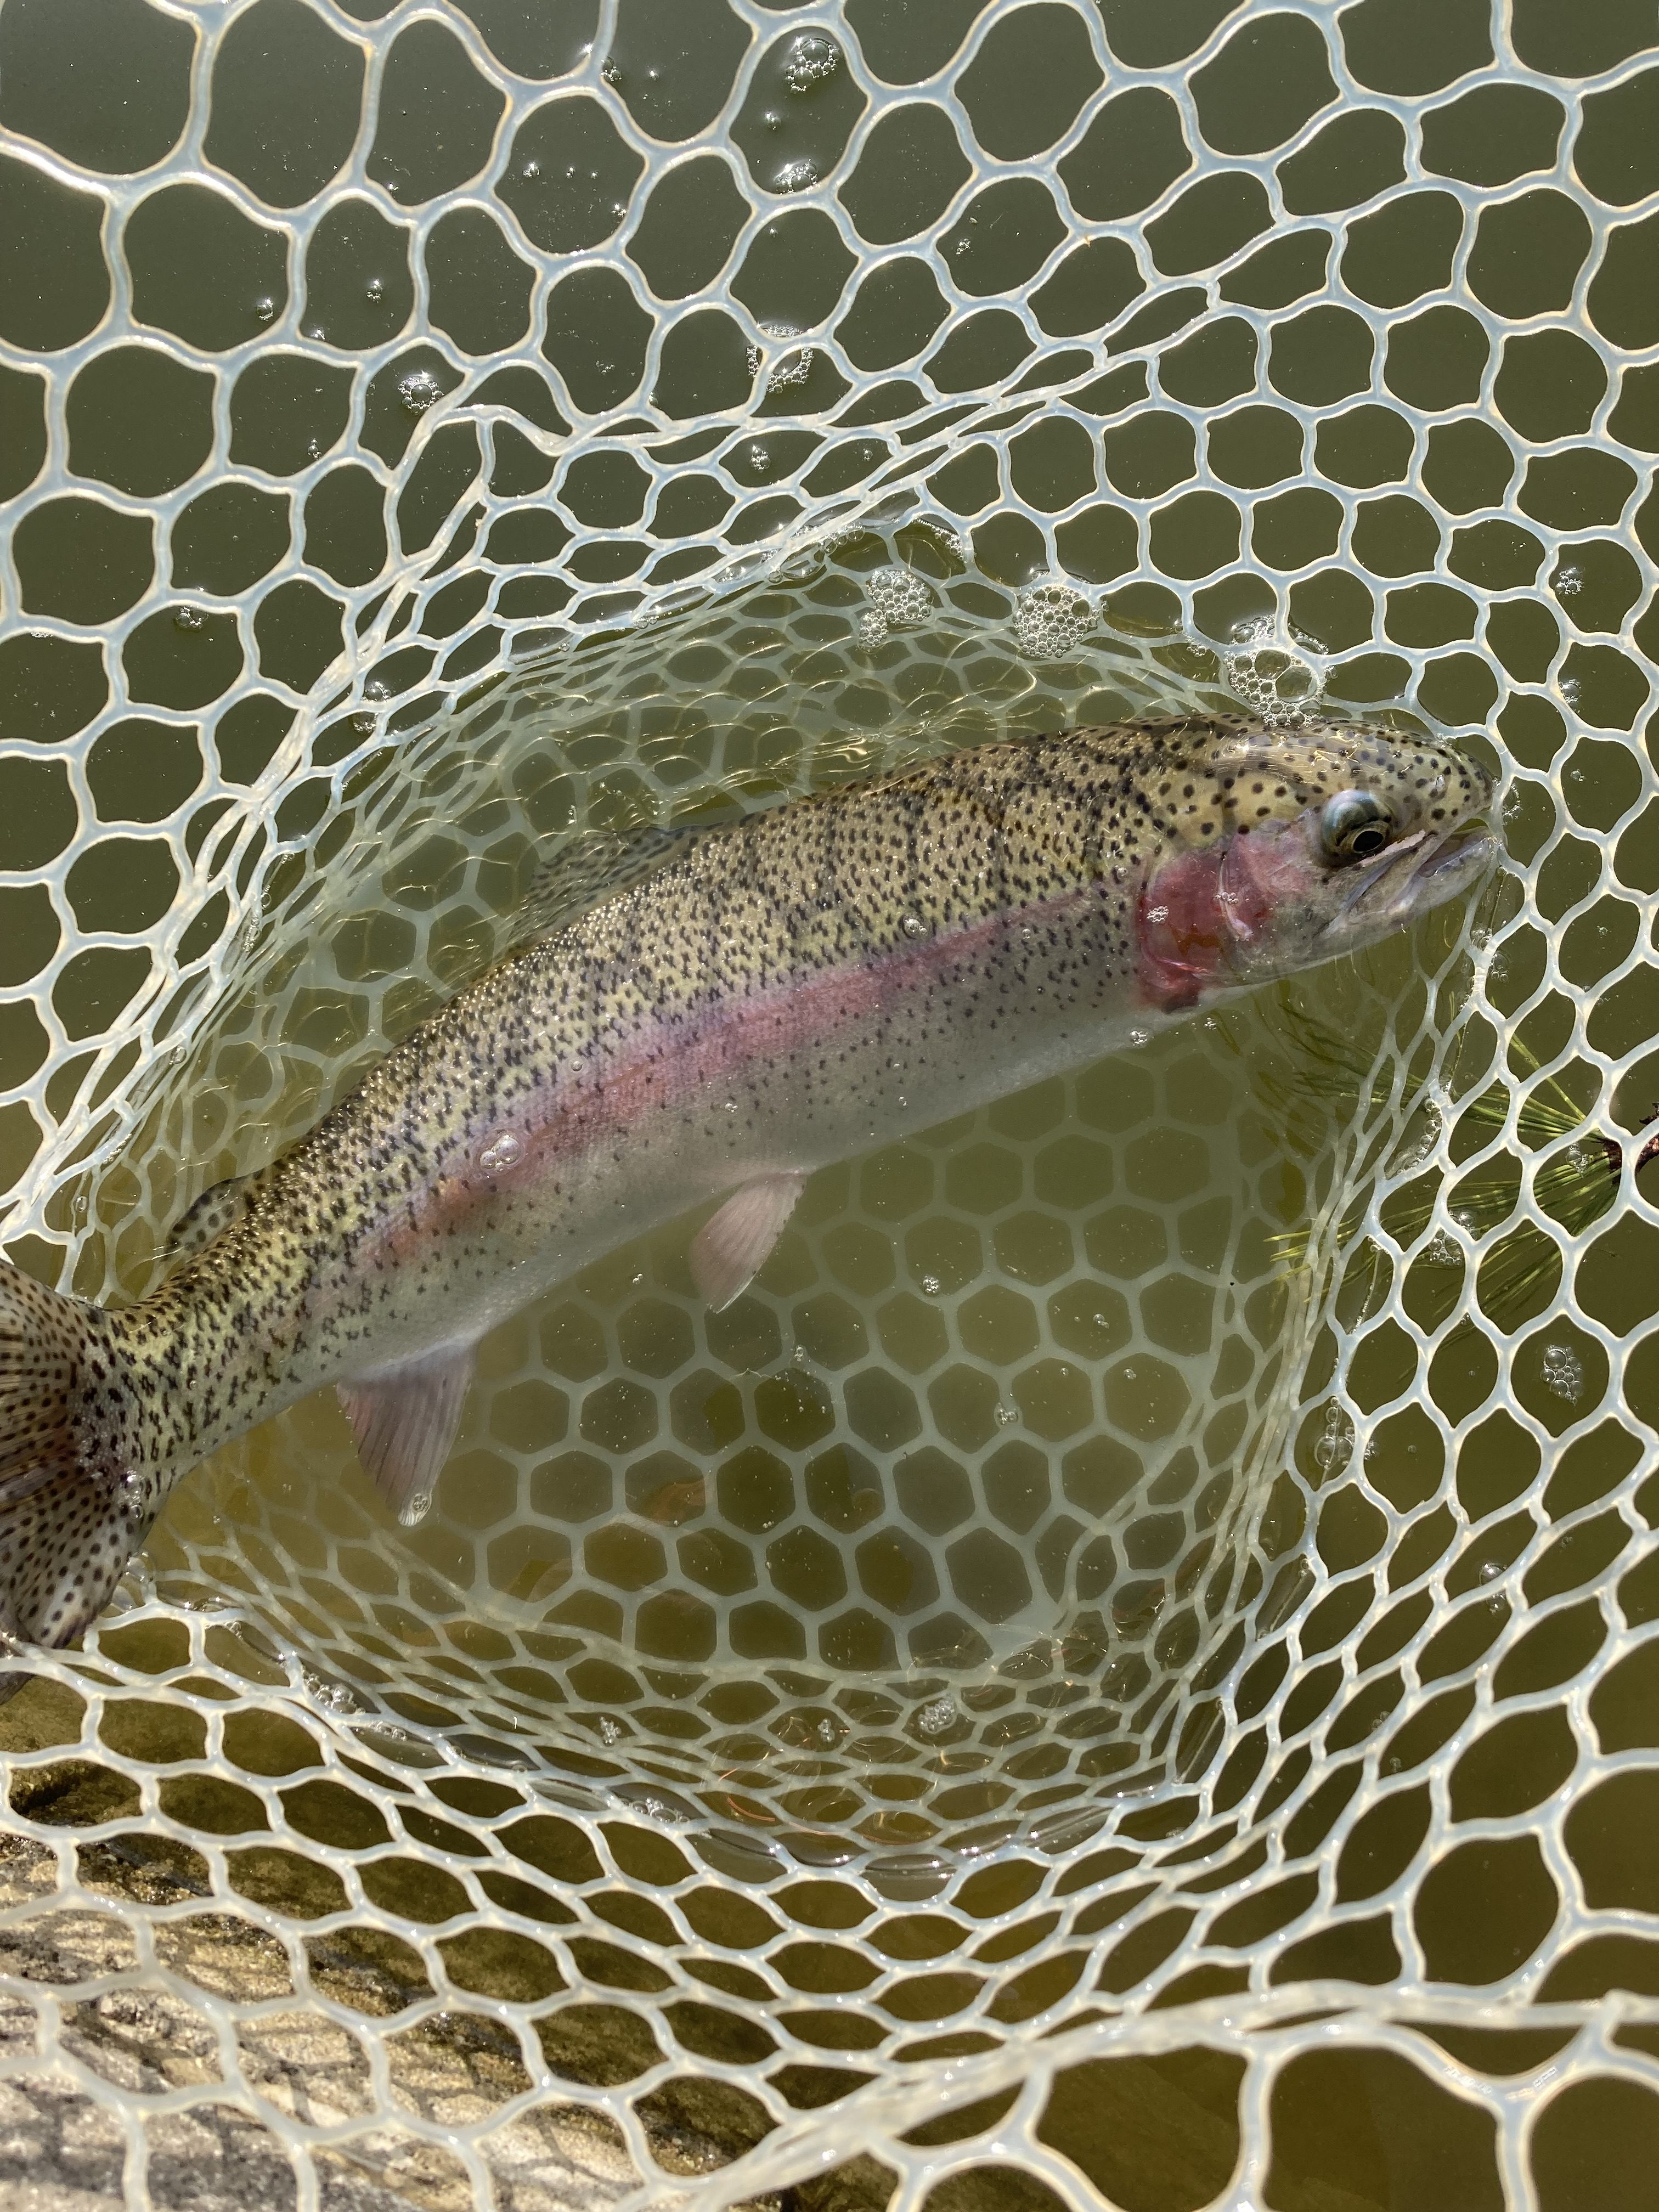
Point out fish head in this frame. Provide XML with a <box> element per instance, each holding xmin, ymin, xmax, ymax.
<box><xmin>1133</xmin><ymin>717</ymin><xmax>1496</xmax><ymax>1011</ymax></box>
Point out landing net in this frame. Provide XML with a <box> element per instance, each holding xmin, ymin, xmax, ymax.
<box><xmin>0</xmin><ymin>2</ymin><xmax>1655</xmax><ymax>2205</ymax></box>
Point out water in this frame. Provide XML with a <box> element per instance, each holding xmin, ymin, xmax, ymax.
<box><xmin>3</xmin><ymin>1</ymin><xmax>1658</xmax><ymax>2201</ymax></box>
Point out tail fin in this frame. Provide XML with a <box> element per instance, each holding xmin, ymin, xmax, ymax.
<box><xmin>0</xmin><ymin>1266</ymin><xmax>152</xmax><ymax>1649</ymax></box>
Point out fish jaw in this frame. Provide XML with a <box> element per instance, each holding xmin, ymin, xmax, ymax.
<box><xmin>1314</xmin><ymin>824</ymin><xmax>1499</xmax><ymax>951</ymax></box>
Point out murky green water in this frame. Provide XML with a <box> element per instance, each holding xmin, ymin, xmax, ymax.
<box><xmin>5</xmin><ymin>2</ymin><xmax>1659</xmax><ymax>2202</ymax></box>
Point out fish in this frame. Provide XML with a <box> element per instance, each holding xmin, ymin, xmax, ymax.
<box><xmin>0</xmin><ymin>714</ymin><xmax>1494</xmax><ymax>1650</ymax></box>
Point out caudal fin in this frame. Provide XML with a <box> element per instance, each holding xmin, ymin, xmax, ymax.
<box><xmin>0</xmin><ymin>1266</ymin><xmax>153</xmax><ymax>1649</ymax></box>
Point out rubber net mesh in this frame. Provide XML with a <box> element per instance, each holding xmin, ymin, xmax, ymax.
<box><xmin>0</xmin><ymin>0</ymin><xmax>1657</xmax><ymax>2204</ymax></box>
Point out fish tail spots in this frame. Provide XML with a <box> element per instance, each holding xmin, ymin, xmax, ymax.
<box><xmin>0</xmin><ymin>1265</ymin><xmax>154</xmax><ymax>1650</ymax></box>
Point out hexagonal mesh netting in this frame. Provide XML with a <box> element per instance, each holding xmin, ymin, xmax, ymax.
<box><xmin>2</xmin><ymin>0</ymin><xmax>1658</xmax><ymax>2204</ymax></box>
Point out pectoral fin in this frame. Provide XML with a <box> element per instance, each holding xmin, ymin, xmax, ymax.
<box><xmin>338</xmin><ymin>1347</ymin><xmax>474</xmax><ymax>1527</ymax></box>
<box><xmin>690</xmin><ymin>1173</ymin><xmax>806</xmax><ymax>1312</ymax></box>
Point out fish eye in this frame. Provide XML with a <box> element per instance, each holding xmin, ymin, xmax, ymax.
<box><xmin>1321</xmin><ymin>789</ymin><xmax>1393</xmax><ymax>863</ymax></box>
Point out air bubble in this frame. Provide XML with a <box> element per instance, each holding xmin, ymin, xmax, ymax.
<box><xmin>300</xmin><ymin>1668</ymin><xmax>363</xmax><ymax>1715</ymax></box>
<box><xmin>1313</xmin><ymin>1402</ymin><xmax>1353</xmax><ymax>1475</ymax></box>
<box><xmin>365</xmin><ymin>276</ymin><xmax>385</xmax><ymax>302</ymax></box>
<box><xmin>253</xmin><ymin>296</ymin><xmax>276</xmax><ymax>324</ymax></box>
<box><xmin>1390</xmin><ymin>1102</ymin><xmax>1444</xmax><ymax>1176</ymax></box>
<box><xmin>1541</xmin><ymin>1342</ymin><xmax>1583</xmax><ymax>1400</ymax></box>
<box><xmin>398</xmin><ymin>369</ymin><xmax>443</xmax><ymax>414</ymax></box>
<box><xmin>783</xmin><ymin>32</ymin><xmax>840</xmax><ymax>91</ymax></box>
<box><xmin>767</xmin><ymin>346</ymin><xmax>815</xmax><ymax>392</ymax></box>
<box><xmin>901</xmin><ymin>913</ymin><xmax>924</xmax><ymax>937</ymax></box>
<box><xmin>920</xmin><ymin>1274</ymin><xmax>941</xmax><ymax>1296</ymax></box>
<box><xmin>917</xmin><ymin>1697</ymin><xmax>955</xmax><ymax>1738</ymax></box>
<box><xmin>1015</xmin><ymin>583</ymin><xmax>1092</xmax><ymax>659</ymax></box>
<box><xmin>1223</xmin><ymin>626</ymin><xmax>1323</xmax><ymax>724</ymax></box>
<box><xmin>479</xmin><ymin>1132</ymin><xmax>523</xmax><ymax>1173</ymax></box>
<box><xmin>772</xmin><ymin>159</ymin><xmax>819</xmax><ymax>193</ymax></box>
<box><xmin>629</xmin><ymin>1790</ymin><xmax>686</xmax><ymax>1823</ymax></box>
<box><xmin>173</xmin><ymin>607</ymin><xmax>204</xmax><ymax>632</ymax></box>
<box><xmin>868</xmin><ymin>566</ymin><xmax>934</xmax><ymax>635</ymax></box>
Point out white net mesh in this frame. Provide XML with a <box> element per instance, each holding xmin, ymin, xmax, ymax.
<box><xmin>2</xmin><ymin>0</ymin><xmax>1658</xmax><ymax>2203</ymax></box>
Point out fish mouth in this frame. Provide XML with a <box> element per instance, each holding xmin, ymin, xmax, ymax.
<box><xmin>1319</xmin><ymin>822</ymin><xmax>1498</xmax><ymax>945</ymax></box>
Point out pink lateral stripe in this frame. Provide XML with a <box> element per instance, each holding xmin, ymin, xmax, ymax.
<box><xmin>380</xmin><ymin>879</ymin><xmax>1108</xmax><ymax>1255</ymax></box>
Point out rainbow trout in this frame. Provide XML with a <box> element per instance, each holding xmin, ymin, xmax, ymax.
<box><xmin>0</xmin><ymin>716</ymin><xmax>1492</xmax><ymax>1647</ymax></box>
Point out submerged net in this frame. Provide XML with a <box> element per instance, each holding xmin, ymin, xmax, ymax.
<box><xmin>0</xmin><ymin>0</ymin><xmax>1657</xmax><ymax>2203</ymax></box>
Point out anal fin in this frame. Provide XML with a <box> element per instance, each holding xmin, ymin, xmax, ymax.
<box><xmin>690</xmin><ymin>1173</ymin><xmax>805</xmax><ymax>1312</ymax></box>
<box><xmin>338</xmin><ymin>1346</ymin><xmax>474</xmax><ymax>1528</ymax></box>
